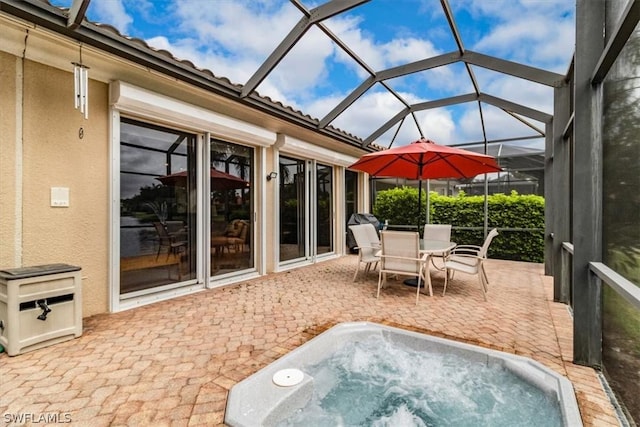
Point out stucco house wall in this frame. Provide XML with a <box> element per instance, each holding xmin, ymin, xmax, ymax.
<box><xmin>0</xmin><ymin>51</ymin><xmax>18</xmax><ymax>268</ymax></box>
<box><xmin>0</xmin><ymin>56</ymin><xmax>110</xmax><ymax>316</ymax></box>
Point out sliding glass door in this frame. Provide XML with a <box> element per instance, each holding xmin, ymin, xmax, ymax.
<box><xmin>210</xmin><ymin>139</ymin><xmax>254</xmax><ymax>276</ymax></box>
<box><xmin>119</xmin><ymin>119</ymin><xmax>197</xmax><ymax>295</ymax></box>
<box><xmin>278</xmin><ymin>156</ymin><xmax>334</xmax><ymax>263</ymax></box>
<box><xmin>316</xmin><ymin>163</ymin><xmax>333</xmax><ymax>255</ymax></box>
<box><xmin>279</xmin><ymin>157</ymin><xmax>307</xmax><ymax>262</ymax></box>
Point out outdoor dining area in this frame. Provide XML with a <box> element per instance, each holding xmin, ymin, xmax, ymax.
<box><xmin>350</xmin><ymin>221</ymin><xmax>498</xmax><ymax>304</ymax></box>
<box><xmin>347</xmin><ymin>137</ymin><xmax>504</xmax><ymax>303</ymax></box>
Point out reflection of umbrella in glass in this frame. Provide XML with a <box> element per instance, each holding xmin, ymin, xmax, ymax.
<box><xmin>156</xmin><ymin>168</ymin><xmax>249</xmax><ymax>191</ymax></box>
<box><xmin>348</xmin><ymin>138</ymin><xmax>502</xmax><ymax>224</ymax></box>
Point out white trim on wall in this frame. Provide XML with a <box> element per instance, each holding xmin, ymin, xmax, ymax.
<box><xmin>109</xmin><ymin>81</ymin><xmax>277</xmax><ymax>147</ymax></box>
<box><xmin>108</xmin><ymin>109</ymin><xmax>121</xmax><ymax>312</ymax></box>
<box><xmin>277</xmin><ymin>134</ymin><xmax>358</xmax><ymax>167</ymax></box>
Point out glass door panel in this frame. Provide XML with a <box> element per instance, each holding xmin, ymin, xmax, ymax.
<box><xmin>345</xmin><ymin>170</ymin><xmax>358</xmax><ymax>223</ymax></box>
<box><xmin>279</xmin><ymin>156</ymin><xmax>307</xmax><ymax>262</ymax></box>
<box><xmin>210</xmin><ymin>139</ymin><xmax>254</xmax><ymax>276</ymax></box>
<box><xmin>316</xmin><ymin>163</ymin><xmax>333</xmax><ymax>255</ymax></box>
<box><xmin>119</xmin><ymin>119</ymin><xmax>196</xmax><ymax>295</ymax></box>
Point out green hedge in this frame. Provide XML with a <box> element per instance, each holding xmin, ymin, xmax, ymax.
<box><xmin>373</xmin><ymin>188</ymin><xmax>544</xmax><ymax>262</ymax></box>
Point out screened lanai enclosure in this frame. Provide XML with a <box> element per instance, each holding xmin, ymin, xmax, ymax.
<box><xmin>1</xmin><ymin>0</ymin><xmax>639</xmax><ymax>423</ymax></box>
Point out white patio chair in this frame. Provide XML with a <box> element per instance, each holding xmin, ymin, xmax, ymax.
<box><xmin>442</xmin><ymin>228</ymin><xmax>499</xmax><ymax>300</ymax></box>
<box><xmin>349</xmin><ymin>224</ymin><xmax>381</xmax><ymax>282</ymax></box>
<box><xmin>363</xmin><ymin>222</ymin><xmax>382</xmax><ymax>248</ymax></box>
<box><xmin>423</xmin><ymin>224</ymin><xmax>452</xmax><ymax>269</ymax></box>
<box><xmin>377</xmin><ymin>230</ymin><xmax>429</xmax><ymax>304</ymax></box>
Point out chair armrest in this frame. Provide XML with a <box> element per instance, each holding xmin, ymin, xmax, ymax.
<box><xmin>453</xmin><ymin>244</ymin><xmax>482</xmax><ymax>251</ymax></box>
<box><xmin>447</xmin><ymin>253</ymin><xmax>483</xmax><ymax>262</ymax></box>
<box><xmin>451</xmin><ymin>245</ymin><xmax>482</xmax><ymax>256</ymax></box>
<box><xmin>355</xmin><ymin>244</ymin><xmax>378</xmax><ymax>250</ymax></box>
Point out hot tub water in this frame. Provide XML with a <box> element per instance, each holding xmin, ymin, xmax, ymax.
<box><xmin>278</xmin><ymin>337</ymin><xmax>562</xmax><ymax>426</ymax></box>
<box><xmin>224</xmin><ymin>322</ymin><xmax>582</xmax><ymax>427</ymax></box>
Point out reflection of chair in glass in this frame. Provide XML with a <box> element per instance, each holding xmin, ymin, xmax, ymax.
<box><xmin>377</xmin><ymin>230</ymin><xmax>428</xmax><ymax>304</ymax></box>
<box><xmin>153</xmin><ymin>222</ymin><xmax>187</xmax><ymax>260</ymax></box>
<box><xmin>225</xmin><ymin>220</ymin><xmax>250</xmax><ymax>253</ymax></box>
<box><xmin>423</xmin><ymin>224</ymin><xmax>452</xmax><ymax>269</ymax></box>
<box><xmin>165</xmin><ymin>220</ymin><xmax>186</xmax><ymax>235</ymax></box>
<box><xmin>211</xmin><ymin>220</ymin><xmax>250</xmax><ymax>257</ymax></box>
<box><xmin>349</xmin><ymin>224</ymin><xmax>381</xmax><ymax>282</ymax></box>
<box><xmin>443</xmin><ymin>228</ymin><xmax>498</xmax><ymax>300</ymax></box>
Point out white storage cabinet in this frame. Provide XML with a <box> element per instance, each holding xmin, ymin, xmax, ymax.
<box><xmin>0</xmin><ymin>264</ymin><xmax>82</xmax><ymax>356</ymax></box>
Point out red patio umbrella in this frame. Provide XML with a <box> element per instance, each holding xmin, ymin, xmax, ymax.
<box><xmin>348</xmin><ymin>138</ymin><xmax>501</xmax><ymax>180</ymax></box>
<box><xmin>157</xmin><ymin>168</ymin><xmax>249</xmax><ymax>191</ymax></box>
<box><xmin>348</xmin><ymin>138</ymin><xmax>502</xmax><ymax>223</ymax></box>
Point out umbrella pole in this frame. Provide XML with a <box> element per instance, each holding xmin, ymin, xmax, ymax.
<box><xmin>417</xmin><ymin>179</ymin><xmax>422</xmax><ymax>231</ymax></box>
<box><xmin>426</xmin><ymin>179</ymin><xmax>430</xmax><ymax>224</ymax></box>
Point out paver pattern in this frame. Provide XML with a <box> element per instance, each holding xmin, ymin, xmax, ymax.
<box><xmin>0</xmin><ymin>256</ymin><xmax>621</xmax><ymax>426</ymax></box>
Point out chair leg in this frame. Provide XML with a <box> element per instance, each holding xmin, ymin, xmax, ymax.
<box><xmin>481</xmin><ymin>265</ymin><xmax>489</xmax><ymax>291</ymax></box>
<box><xmin>478</xmin><ymin>273</ymin><xmax>488</xmax><ymax>301</ymax></box>
<box><xmin>353</xmin><ymin>263</ymin><xmax>360</xmax><ymax>282</ymax></box>
<box><xmin>425</xmin><ymin>270</ymin><xmax>433</xmax><ymax>297</ymax></box>
<box><xmin>415</xmin><ymin>275</ymin><xmax>421</xmax><ymax>305</ymax></box>
<box><xmin>376</xmin><ymin>271</ymin><xmax>384</xmax><ymax>299</ymax></box>
<box><xmin>442</xmin><ymin>268</ymin><xmax>449</xmax><ymax>296</ymax></box>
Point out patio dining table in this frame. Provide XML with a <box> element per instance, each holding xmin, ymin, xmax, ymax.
<box><xmin>404</xmin><ymin>239</ymin><xmax>457</xmax><ymax>292</ymax></box>
<box><xmin>421</xmin><ymin>239</ymin><xmax>456</xmax><ymax>257</ymax></box>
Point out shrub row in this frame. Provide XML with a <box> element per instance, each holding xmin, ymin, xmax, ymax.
<box><xmin>373</xmin><ymin>188</ymin><xmax>545</xmax><ymax>262</ymax></box>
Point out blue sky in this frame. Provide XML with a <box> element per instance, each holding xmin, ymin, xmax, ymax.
<box><xmin>51</xmin><ymin>0</ymin><xmax>575</xmax><ymax>149</ymax></box>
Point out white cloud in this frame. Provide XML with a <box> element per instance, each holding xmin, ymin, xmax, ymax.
<box><xmin>474</xmin><ymin>67</ymin><xmax>555</xmax><ymax>114</ymax></box>
<box><xmin>144</xmin><ymin>36</ymin><xmax>261</xmax><ymax>85</ymax></box>
<box><xmin>452</xmin><ymin>99</ymin><xmax>547</xmax><ymax>145</ymax></box>
<box><xmin>417</xmin><ymin>110</ymin><xmax>457</xmax><ymax>145</ymax></box>
<box><xmin>331</xmin><ymin>91</ymin><xmax>407</xmax><ymax>139</ymax></box>
<box><xmin>143</xmin><ymin>1</ymin><xmax>341</xmax><ymax>101</ymax></box>
<box><xmin>92</xmin><ymin>0</ymin><xmax>133</xmax><ymax>34</ymax></box>
<box><xmin>383</xmin><ymin>38</ymin><xmax>441</xmax><ymax>65</ymax></box>
<box><xmin>473</xmin><ymin>16</ymin><xmax>574</xmax><ymax>71</ymax></box>
<box><xmin>172</xmin><ymin>1</ymin><xmax>298</xmax><ymax>56</ymax></box>
<box><xmin>327</xmin><ymin>16</ymin><xmax>442</xmax><ymax>77</ymax></box>
<box><xmin>325</xmin><ymin>90</ymin><xmax>455</xmax><ymax>147</ymax></box>
<box><xmin>460</xmin><ymin>0</ymin><xmax>575</xmax><ymax>72</ymax></box>
<box><xmin>90</xmin><ymin>0</ymin><xmax>575</xmax><ymax>147</ymax></box>
<box><xmin>262</xmin><ymin>26</ymin><xmax>336</xmax><ymax>97</ymax></box>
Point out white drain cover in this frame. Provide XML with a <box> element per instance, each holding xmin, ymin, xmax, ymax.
<box><xmin>272</xmin><ymin>368</ymin><xmax>304</xmax><ymax>387</ymax></box>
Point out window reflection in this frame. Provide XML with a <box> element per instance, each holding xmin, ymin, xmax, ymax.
<box><xmin>316</xmin><ymin>163</ymin><xmax>333</xmax><ymax>255</ymax></box>
<box><xmin>119</xmin><ymin>119</ymin><xmax>196</xmax><ymax>295</ymax></box>
<box><xmin>210</xmin><ymin>139</ymin><xmax>254</xmax><ymax>276</ymax></box>
<box><xmin>279</xmin><ymin>157</ymin><xmax>306</xmax><ymax>262</ymax></box>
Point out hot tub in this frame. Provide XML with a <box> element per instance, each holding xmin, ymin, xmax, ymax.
<box><xmin>225</xmin><ymin>321</ymin><xmax>582</xmax><ymax>426</ymax></box>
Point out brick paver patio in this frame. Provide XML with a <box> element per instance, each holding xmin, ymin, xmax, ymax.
<box><xmin>0</xmin><ymin>256</ymin><xmax>621</xmax><ymax>426</ymax></box>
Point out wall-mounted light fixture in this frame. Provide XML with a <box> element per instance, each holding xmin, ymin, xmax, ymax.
<box><xmin>266</xmin><ymin>171</ymin><xmax>278</xmax><ymax>181</ymax></box>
